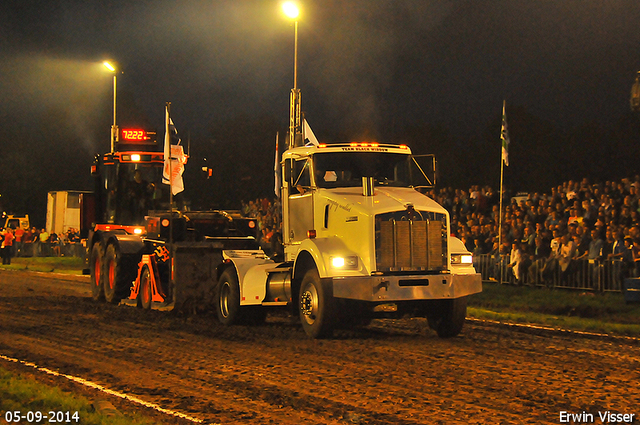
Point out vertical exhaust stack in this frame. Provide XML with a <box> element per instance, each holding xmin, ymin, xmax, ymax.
<box><xmin>362</xmin><ymin>177</ymin><xmax>375</xmax><ymax>197</ymax></box>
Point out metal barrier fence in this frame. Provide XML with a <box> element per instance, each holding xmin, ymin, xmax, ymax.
<box><xmin>474</xmin><ymin>254</ymin><xmax>625</xmax><ymax>292</ymax></box>
<box><xmin>13</xmin><ymin>242</ymin><xmax>85</xmax><ymax>258</ymax></box>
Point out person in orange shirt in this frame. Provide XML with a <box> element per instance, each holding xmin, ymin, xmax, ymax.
<box><xmin>14</xmin><ymin>227</ymin><xmax>24</xmax><ymax>257</ymax></box>
<box><xmin>2</xmin><ymin>228</ymin><xmax>14</xmax><ymax>265</ymax></box>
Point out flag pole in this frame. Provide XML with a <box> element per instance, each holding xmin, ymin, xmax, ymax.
<box><xmin>498</xmin><ymin>99</ymin><xmax>508</xmax><ymax>284</ymax></box>
<box><xmin>498</xmin><ymin>142</ymin><xmax>504</xmax><ymax>285</ymax></box>
<box><xmin>167</xmin><ymin>102</ymin><xmax>174</xmax><ymax>299</ymax></box>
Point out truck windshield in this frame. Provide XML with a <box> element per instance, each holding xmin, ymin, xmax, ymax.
<box><xmin>313</xmin><ymin>152</ymin><xmax>412</xmax><ymax>188</ymax></box>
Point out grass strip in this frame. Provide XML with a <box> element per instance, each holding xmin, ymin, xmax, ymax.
<box><xmin>468</xmin><ymin>281</ymin><xmax>640</xmax><ymax>337</ymax></box>
<box><xmin>468</xmin><ymin>307</ymin><xmax>640</xmax><ymax>337</ymax></box>
<box><xmin>0</xmin><ymin>257</ymin><xmax>85</xmax><ymax>275</ymax></box>
<box><xmin>0</xmin><ymin>366</ymin><xmax>156</xmax><ymax>425</ymax></box>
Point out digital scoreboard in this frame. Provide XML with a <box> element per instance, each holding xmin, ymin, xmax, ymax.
<box><xmin>120</xmin><ymin>129</ymin><xmax>156</xmax><ymax>142</ymax></box>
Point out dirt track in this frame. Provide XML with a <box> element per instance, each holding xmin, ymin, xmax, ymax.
<box><xmin>0</xmin><ymin>269</ymin><xmax>638</xmax><ymax>425</ymax></box>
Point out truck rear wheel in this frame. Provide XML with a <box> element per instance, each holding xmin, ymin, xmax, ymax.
<box><xmin>138</xmin><ymin>265</ymin><xmax>152</xmax><ymax>310</ymax></box>
<box><xmin>299</xmin><ymin>269</ymin><xmax>334</xmax><ymax>338</ymax></box>
<box><xmin>427</xmin><ymin>297</ymin><xmax>467</xmax><ymax>338</ymax></box>
<box><xmin>216</xmin><ymin>269</ymin><xmax>241</xmax><ymax>325</ymax></box>
<box><xmin>103</xmin><ymin>244</ymin><xmax>123</xmax><ymax>304</ymax></box>
<box><xmin>90</xmin><ymin>242</ymin><xmax>105</xmax><ymax>302</ymax></box>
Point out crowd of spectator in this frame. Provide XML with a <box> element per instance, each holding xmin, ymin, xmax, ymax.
<box><xmin>0</xmin><ymin>227</ymin><xmax>83</xmax><ymax>262</ymax></box>
<box><xmin>428</xmin><ymin>176</ymin><xmax>640</xmax><ymax>285</ymax></box>
<box><xmin>240</xmin><ymin>198</ymin><xmax>282</xmax><ymax>254</ymax></box>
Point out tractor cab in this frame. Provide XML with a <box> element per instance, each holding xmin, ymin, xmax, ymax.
<box><xmin>91</xmin><ymin>130</ymin><xmax>171</xmax><ymax>229</ymax></box>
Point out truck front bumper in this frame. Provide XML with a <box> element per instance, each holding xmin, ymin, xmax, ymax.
<box><xmin>331</xmin><ymin>273</ymin><xmax>482</xmax><ymax>302</ymax></box>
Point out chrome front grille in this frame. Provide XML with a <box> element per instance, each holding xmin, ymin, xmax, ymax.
<box><xmin>376</xmin><ymin>211</ymin><xmax>447</xmax><ymax>272</ymax></box>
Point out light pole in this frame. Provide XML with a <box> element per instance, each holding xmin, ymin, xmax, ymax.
<box><xmin>282</xmin><ymin>2</ymin><xmax>301</xmax><ymax>149</ymax></box>
<box><xmin>103</xmin><ymin>61</ymin><xmax>118</xmax><ymax>153</ymax></box>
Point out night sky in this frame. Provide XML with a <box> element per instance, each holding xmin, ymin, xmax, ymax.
<box><xmin>2</xmin><ymin>0</ymin><xmax>640</xmax><ymax>226</ymax></box>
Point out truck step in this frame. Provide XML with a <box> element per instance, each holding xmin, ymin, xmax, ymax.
<box><xmin>261</xmin><ymin>301</ymin><xmax>288</xmax><ymax>306</ymax></box>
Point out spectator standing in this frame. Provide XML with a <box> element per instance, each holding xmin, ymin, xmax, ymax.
<box><xmin>0</xmin><ymin>228</ymin><xmax>4</xmax><ymax>263</ymax></box>
<box><xmin>558</xmin><ymin>233</ymin><xmax>577</xmax><ymax>284</ymax></box>
<box><xmin>609</xmin><ymin>230</ymin><xmax>627</xmax><ymax>261</ymax></box>
<box><xmin>23</xmin><ymin>227</ymin><xmax>33</xmax><ymax>257</ymax></box>
<box><xmin>14</xmin><ymin>226</ymin><xmax>24</xmax><ymax>257</ymax></box>
<box><xmin>543</xmin><ymin>229</ymin><xmax>563</xmax><ymax>284</ymax></box>
<box><xmin>623</xmin><ymin>237</ymin><xmax>634</xmax><ymax>278</ymax></box>
<box><xmin>529</xmin><ymin>236</ymin><xmax>551</xmax><ymax>284</ymax></box>
<box><xmin>50</xmin><ymin>232</ymin><xmax>61</xmax><ymax>257</ymax></box>
<box><xmin>586</xmin><ymin>229</ymin><xmax>604</xmax><ymax>290</ymax></box>
<box><xmin>38</xmin><ymin>228</ymin><xmax>49</xmax><ymax>257</ymax></box>
<box><xmin>32</xmin><ymin>228</ymin><xmax>40</xmax><ymax>258</ymax></box>
<box><xmin>507</xmin><ymin>241</ymin><xmax>523</xmax><ymax>284</ymax></box>
<box><xmin>632</xmin><ymin>239</ymin><xmax>640</xmax><ymax>277</ymax></box>
<box><xmin>2</xmin><ymin>228</ymin><xmax>14</xmax><ymax>265</ymax></box>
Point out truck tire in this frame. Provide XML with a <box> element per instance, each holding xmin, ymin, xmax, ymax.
<box><xmin>216</xmin><ymin>269</ymin><xmax>241</xmax><ymax>326</ymax></box>
<box><xmin>427</xmin><ymin>297</ymin><xmax>467</xmax><ymax>338</ymax></box>
<box><xmin>90</xmin><ymin>242</ymin><xmax>105</xmax><ymax>302</ymax></box>
<box><xmin>299</xmin><ymin>269</ymin><xmax>334</xmax><ymax>338</ymax></box>
<box><xmin>103</xmin><ymin>244</ymin><xmax>123</xmax><ymax>304</ymax></box>
<box><xmin>138</xmin><ymin>265</ymin><xmax>152</xmax><ymax>310</ymax></box>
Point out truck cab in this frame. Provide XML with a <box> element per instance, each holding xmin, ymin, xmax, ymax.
<box><xmin>218</xmin><ymin>142</ymin><xmax>481</xmax><ymax>338</ymax></box>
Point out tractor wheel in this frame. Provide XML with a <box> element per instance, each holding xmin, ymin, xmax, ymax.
<box><xmin>89</xmin><ymin>242</ymin><xmax>105</xmax><ymax>302</ymax></box>
<box><xmin>103</xmin><ymin>244</ymin><xmax>123</xmax><ymax>304</ymax></box>
<box><xmin>216</xmin><ymin>269</ymin><xmax>241</xmax><ymax>326</ymax></box>
<box><xmin>298</xmin><ymin>269</ymin><xmax>334</xmax><ymax>339</ymax></box>
<box><xmin>138</xmin><ymin>265</ymin><xmax>152</xmax><ymax>310</ymax></box>
<box><xmin>427</xmin><ymin>297</ymin><xmax>468</xmax><ymax>338</ymax></box>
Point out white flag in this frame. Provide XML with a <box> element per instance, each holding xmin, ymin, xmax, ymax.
<box><xmin>303</xmin><ymin>119</ymin><xmax>319</xmax><ymax>146</ymax></box>
<box><xmin>162</xmin><ymin>105</ymin><xmax>186</xmax><ymax>195</ymax></box>
<box><xmin>501</xmin><ymin>100</ymin><xmax>510</xmax><ymax>167</ymax></box>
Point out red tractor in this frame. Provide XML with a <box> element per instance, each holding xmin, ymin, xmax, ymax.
<box><xmin>83</xmin><ymin>129</ymin><xmax>258</xmax><ymax>311</ymax></box>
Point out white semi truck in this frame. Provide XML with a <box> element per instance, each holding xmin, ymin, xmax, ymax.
<box><xmin>213</xmin><ymin>141</ymin><xmax>482</xmax><ymax>338</ymax></box>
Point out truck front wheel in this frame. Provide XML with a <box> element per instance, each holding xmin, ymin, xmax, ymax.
<box><xmin>299</xmin><ymin>269</ymin><xmax>334</xmax><ymax>339</ymax></box>
<box><xmin>90</xmin><ymin>242</ymin><xmax>105</xmax><ymax>302</ymax></box>
<box><xmin>427</xmin><ymin>297</ymin><xmax>468</xmax><ymax>338</ymax></box>
<box><xmin>216</xmin><ymin>269</ymin><xmax>241</xmax><ymax>326</ymax></box>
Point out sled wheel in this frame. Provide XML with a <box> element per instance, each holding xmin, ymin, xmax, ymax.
<box><xmin>299</xmin><ymin>269</ymin><xmax>334</xmax><ymax>339</ymax></box>
<box><xmin>138</xmin><ymin>265</ymin><xmax>152</xmax><ymax>310</ymax></box>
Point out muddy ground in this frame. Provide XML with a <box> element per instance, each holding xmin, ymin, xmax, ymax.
<box><xmin>0</xmin><ymin>269</ymin><xmax>638</xmax><ymax>425</ymax></box>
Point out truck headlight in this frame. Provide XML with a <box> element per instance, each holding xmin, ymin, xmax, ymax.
<box><xmin>331</xmin><ymin>255</ymin><xmax>358</xmax><ymax>269</ymax></box>
<box><xmin>451</xmin><ymin>254</ymin><xmax>473</xmax><ymax>265</ymax></box>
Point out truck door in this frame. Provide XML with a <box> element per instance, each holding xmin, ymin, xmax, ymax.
<box><xmin>287</xmin><ymin>157</ymin><xmax>314</xmax><ymax>243</ymax></box>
